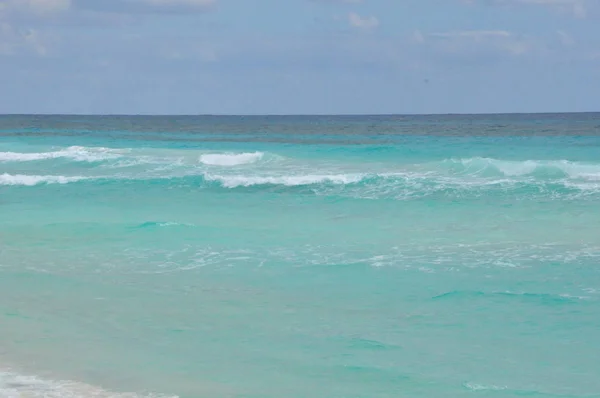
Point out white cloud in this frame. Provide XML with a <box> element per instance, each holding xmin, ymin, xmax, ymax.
<box><xmin>557</xmin><ymin>30</ymin><xmax>575</xmax><ymax>46</ymax></box>
<box><xmin>464</xmin><ymin>0</ymin><xmax>588</xmax><ymax>18</ymax></box>
<box><xmin>348</xmin><ymin>12</ymin><xmax>379</xmax><ymax>29</ymax></box>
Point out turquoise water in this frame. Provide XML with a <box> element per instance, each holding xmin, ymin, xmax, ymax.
<box><xmin>1</xmin><ymin>114</ymin><xmax>600</xmax><ymax>398</ymax></box>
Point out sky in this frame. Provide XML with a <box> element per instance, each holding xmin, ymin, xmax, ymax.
<box><xmin>0</xmin><ymin>0</ymin><xmax>598</xmax><ymax>115</ymax></box>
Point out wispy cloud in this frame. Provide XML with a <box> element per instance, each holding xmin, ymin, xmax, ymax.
<box><xmin>556</xmin><ymin>30</ymin><xmax>575</xmax><ymax>46</ymax></box>
<box><xmin>463</xmin><ymin>0</ymin><xmax>588</xmax><ymax>18</ymax></box>
<box><xmin>348</xmin><ymin>12</ymin><xmax>379</xmax><ymax>29</ymax></box>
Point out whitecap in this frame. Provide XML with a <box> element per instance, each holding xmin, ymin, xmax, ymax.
<box><xmin>446</xmin><ymin>157</ymin><xmax>600</xmax><ymax>179</ymax></box>
<box><xmin>0</xmin><ymin>146</ymin><xmax>124</xmax><ymax>163</ymax></box>
<box><xmin>0</xmin><ymin>173</ymin><xmax>86</xmax><ymax>186</ymax></box>
<box><xmin>204</xmin><ymin>173</ymin><xmax>364</xmax><ymax>188</ymax></box>
<box><xmin>464</xmin><ymin>382</ymin><xmax>507</xmax><ymax>391</ymax></box>
<box><xmin>199</xmin><ymin>152</ymin><xmax>264</xmax><ymax>167</ymax></box>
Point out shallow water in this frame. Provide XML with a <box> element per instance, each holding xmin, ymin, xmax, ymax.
<box><xmin>1</xmin><ymin>114</ymin><xmax>600</xmax><ymax>398</ymax></box>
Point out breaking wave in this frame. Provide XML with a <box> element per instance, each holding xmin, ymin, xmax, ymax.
<box><xmin>0</xmin><ymin>173</ymin><xmax>87</xmax><ymax>186</ymax></box>
<box><xmin>2</xmin><ymin>170</ymin><xmax>600</xmax><ymax>200</ymax></box>
<box><xmin>443</xmin><ymin>157</ymin><xmax>600</xmax><ymax>179</ymax></box>
<box><xmin>203</xmin><ymin>173</ymin><xmax>365</xmax><ymax>188</ymax></box>
<box><xmin>4</xmin><ymin>145</ymin><xmax>600</xmax><ymax>183</ymax></box>
<box><xmin>199</xmin><ymin>152</ymin><xmax>264</xmax><ymax>166</ymax></box>
<box><xmin>3</xmin><ymin>155</ymin><xmax>600</xmax><ymax>200</ymax></box>
<box><xmin>0</xmin><ymin>146</ymin><xmax>125</xmax><ymax>163</ymax></box>
<box><xmin>463</xmin><ymin>383</ymin><xmax>507</xmax><ymax>391</ymax></box>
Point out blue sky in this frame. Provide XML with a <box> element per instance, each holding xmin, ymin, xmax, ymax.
<box><xmin>0</xmin><ymin>0</ymin><xmax>598</xmax><ymax>114</ymax></box>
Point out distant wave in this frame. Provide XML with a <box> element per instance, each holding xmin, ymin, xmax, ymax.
<box><xmin>203</xmin><ymin>173</ymin><xmax>365</xmax><ymax>188</ymax></box>
<box><xmin>463</xmin><ymin>382</ymin><xmax>576</xmax><ymax>397</ymax></box>
<box><xmin>4</xmin><ymin>154</ymin><xmax>600</xmax><ymax>200</ymax></box>
<box><xmin>0</xmin><ymin>147</ymin><xmax>269</xmax><ymax>168</ymax></box>
<box><xmin>0</xmin><ymin>146</ymin><xmax>124</xmax><ymax>163</ymax></box>
<box><xmin>463</xmin><ymin>383</ymin><xmax>507</xmax><ymax>391</ymax></box>
<box><xmin>3</xmin><ymin>170</ymin><xmax>600</xmax><ymax>201</ymax></box>
<box><xmin>136</xmin><ymin>221</ymin><xmax>194</xmax><ymax>228</ymax></box>
<box><xmin>0</xmin><ymin>173</ymin><xmax>87</xmax><ymax>186</ymax></box>
<box><xmin>4</xmin><ymin>146</ymin><xmax>600</xmax><ymax>184</ymax></box>
<box><xmin>199</xmin><ymin>152</ymin><xmax>264</xmax><ymax>166</ymax></box>
<box><xmin>443</xmin><ymin>157</ymin><xmax>600</xmax><ymax>180</ymax></box>
<box><xmin>0</xmin><ymin>172</ymin><xmax>369</xmax><ymax>187</ymax></box>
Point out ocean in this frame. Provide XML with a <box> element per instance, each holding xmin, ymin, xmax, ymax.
<box><xmin>1</xmin><ymin>114</ymin><xmax>600</xmax><ymax>398</ymax></box>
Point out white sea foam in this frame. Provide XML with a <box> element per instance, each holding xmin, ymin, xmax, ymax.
<box><xmin>0</xmin><ymin>371</ymin><xmax>177</xmax><ymax>398</ymax></box>
<box><xmin>199</xmin><ymin>152</ymin><xmax>264</xmax><ymax>166</ymax></box>
<box><xmin>0</xmin><ymin>173</ymin><xmax>86</xmax><ymax>186</ymax></box>
<box><xmin>449</xmin><ymin>157</ymin><xmax>600</xmax><ymax>179</ymax></box>
<box><xmin>139</xmin><ymin>221</ymin><xmax>195</xmax><ymax>228</ymax></box>
<box><xmin>155</xmin><ymin>222</ymin><xmax>193</xmax><ymax>227</ymax></box>
<box><xmin>0</xmin><ymin>146</ymin><xmax>124</xmax><ymax>163</ymax></box>
<box><xmin>204</xmin><ymin>173</ymin><xmax>364</xmax><ymax>188</ymax></box>
<box><xmin>464</xmin><ymin>382</ymin><xmax>507</xmax><ymax>391</ymax></box>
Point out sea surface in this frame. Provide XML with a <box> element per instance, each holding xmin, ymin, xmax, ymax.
<box><xmin>1</xmin><ymin>114</ymin><xmax>600</xmax><ymax>398</ymax></box>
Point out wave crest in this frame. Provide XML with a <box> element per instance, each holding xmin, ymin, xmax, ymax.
<box><xmin>204</xmin><ymin>173</ymin><xmax>364</xmax><ymax>188</ymax></box>
<box><xmin>464</xmin><ymin>383</ymin><xmax>507</xmax><ymax>391</ymax></box>
<box><xmin>445</xmin><ymin>157</ymin><xmax>600</xmax><ymax>179</ymax></box>
<box><xmin>0</xmin><ymin>146</ymin><xmax>124</xmax><ymax>163</ymax></box>
<box><xmin>199</xmin><ymin>152</ymin><xmax>264</xmax><ymax>166</ymax></box>
<box><xmin>4</xmin><ymin>154</ymin><xmax>600</xmax><ymax>200</ymax></box>
<box><xmin>0</xmin><ymin>173</ymin><xmax>86</xmax><ymax>186</ymax></box>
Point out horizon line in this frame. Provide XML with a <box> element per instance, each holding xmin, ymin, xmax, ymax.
<box><xmin>0</xmin><ymin>111</ymin><xmax>599</xmax><ymax>117</ymax></box>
